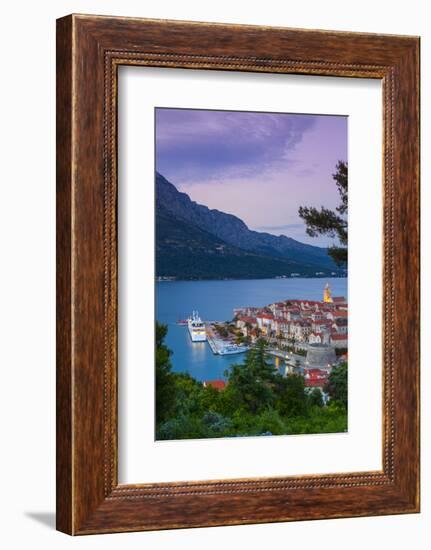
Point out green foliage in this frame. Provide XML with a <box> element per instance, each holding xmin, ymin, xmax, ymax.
<box><xmin>202</xmin><ymin>411</ymin><xmax>232</xmax><ymax>434</ymax></box>
<box><xmin>273</xmin><ymin>374</ymin><xmax>307</xmax><ymax>417</ymax></box>
<box><xmin>308</xmin><ymin>388</ymin><xmax>324</xmax><ymax>408</ymax></box>
<box><xmin>215</xmin><ymin>324</ymin><xmax>229</xmax><ymax>338</ymax></box>
<box><xmin>324</xmin><ymin>362</ymin><xmax>348</xmax><ymax>409</ymax></box>
<box><xmin>282</xmin><ymin>404</ymin><xmax>347</xmax><ymax>435</ymax></box>
<box><xmin>235</xmin><ymin>334</ymin><xmax>245</xmax><ymax>344</ymax></box>
<box><xmin>225</xmin><ymin>339</ymin><xmax>276</xmax><ymax>414</ymax></box>
<box><xmin>155</xmin><ymin>322</ymin><xmax>177</xmax><ymax>424</ymax></box>
<box><xmin>298</xmin><ymin>161</ymin><xmax>348</xmax><ymax>265</ymax></box>
<box><xmin>155</xmin><ymin>327</ymin><xmax>347</xmax><ymax>440</ymax></box>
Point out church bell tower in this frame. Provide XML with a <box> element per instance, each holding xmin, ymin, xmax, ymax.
<box><xmin>323</xmin><ymin>283</ymin><xmax>333</xmax><ymax>303</ymax></box>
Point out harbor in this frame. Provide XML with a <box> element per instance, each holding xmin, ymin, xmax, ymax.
<box><xmin>180</xmin><ymin>311</ymin><xmax>250</xmax><ymax>355</ymax></box>
<box><xmin>157</xmin><ymin>277</ymin><xmax>347</xmax><ymax>382</ymax></box>
<box><xmin>177</xmin><ymin>305</ymin><xmax>344</xmax><ymax>397</ymax></box>
<box><xmin>172</xmin><ymin>281</ymin><xmax>347</xmax><ymax>389</ymax></box>
<box><xmin>205</xmin><ymin>324</ymin><xmax>249</xmax><ymax>355</ymax></box>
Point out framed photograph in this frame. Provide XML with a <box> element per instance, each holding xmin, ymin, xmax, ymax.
<box><xmin>56</xmin><ymin>14</ymin><xmax>420</xmax><ymax>535</ymax></box>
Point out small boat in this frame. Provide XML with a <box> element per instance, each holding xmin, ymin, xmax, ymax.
<box><xmin>176</xmin><ymin>319</ymin><xmax>188</xmax><ymax>326</ymax></box>
<box><xmin>218</xmin><ymin>344</ymin><xmax>249</xmax><ymax>355</ymax></box>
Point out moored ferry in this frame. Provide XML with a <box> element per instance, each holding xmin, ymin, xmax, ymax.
<box><xmin>188</xmin><ymin>311</ymin><xmax>207</xmax><ymax>342</ymax></box>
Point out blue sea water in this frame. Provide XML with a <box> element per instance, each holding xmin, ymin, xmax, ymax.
<box><xmin>156</xmin><ymin>278</ymin><xmax>347</xmax><ymax>382</ymax></box>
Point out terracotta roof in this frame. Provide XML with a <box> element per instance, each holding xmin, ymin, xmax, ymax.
<box><xmin>289</xmin><ymin>299</ymin><xmax>321</xmax><ymax>306</ymax></box>
<box><xmin>331</xmin><ymin>333</ymin><xmax>348</xmax><ymax>341</ymax></box>
<box><xmin>239</xmin><ymin>316</ymin><xmax>256</xmax><ymax>324</ymax></box>
<box><xmin>334</xmin><ymin>310</ymin><xmax>348</xmax><ymax>318</ymax></box>
<box><xmin>333</xmin><ymin>296</ymin><xmax>346</xmax><ymax>303</ymax></box>
<box><xmin>292</xmin><ymin>320</ymin><xmax>311</xmax><ymax>327</ymax></box>
<box><xmin>203</xmin><ymin>380</ymin><xmax>226</xmax><ymax>390</ymax></box>
<box><xmin>305</xmin><ymin>368</ymin><xmax>329</xmax><ymax>379</ymax></box>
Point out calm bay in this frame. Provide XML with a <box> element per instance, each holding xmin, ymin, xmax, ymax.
<box><xmin>156</xmin><ymin>277</ymin><xmax>347</xmax><ymax>382</ymax></box>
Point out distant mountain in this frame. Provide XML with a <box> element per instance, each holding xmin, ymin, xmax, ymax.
<box><xmin>156</xmin><ymin>204</ymin><xmax>317</xmax><ymax>279</ymax></box>
<box><xmin>156</xmin><ymin>172</ymin><xmax>341</xmax><ymax>280</ymax></box>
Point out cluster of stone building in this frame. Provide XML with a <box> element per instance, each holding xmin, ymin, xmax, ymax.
<box><xmin>233</xmin><ymin>283</ymin><xmax>348</xmax><ymax>351</ymax></box>
<box><xmin>201</xmin><ymin>285</ymin><xmax>347</xmax><ymax>398</ymax></box>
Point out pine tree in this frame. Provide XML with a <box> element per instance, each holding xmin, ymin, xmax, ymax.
<box><xmin>298</xmin><ymin>161</ymin><xmax>348</xmax><ymax>265</ymax></box>
<box><xmin>324</xmin><ymin>362</ymin><xmax>348</xmax><ymax>409</ymax></box>
<box><xmin>155</xmin><ymin>322</ymin><xmax>177</xmax><ymax>424</ymax></box>
<box><xmin>226</xmin><ymin>339</ymin><xmax>275</xmax><ymax>414</ymax></box>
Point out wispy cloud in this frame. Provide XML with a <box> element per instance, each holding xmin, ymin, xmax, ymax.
<box><xmin>155</xmin><ymin>108</ymin><xmax>347</xmax><ymax>247</ymax></box>
<box><xmin>156</xmin><ymin>108</ymin><xmax>317</xmax><ymax>183</ymax></box>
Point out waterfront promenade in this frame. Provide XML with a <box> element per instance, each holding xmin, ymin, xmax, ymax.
<box><xmin>205</xmin><ymin>324</ymin><xmax>249</xmax><ymax>356</ymax></box>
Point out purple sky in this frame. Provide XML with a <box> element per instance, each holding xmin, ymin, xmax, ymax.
<box><xmin>155</xmin><ymin>108</ymin><xmax>347</xmax><ymax>247</ymax></box>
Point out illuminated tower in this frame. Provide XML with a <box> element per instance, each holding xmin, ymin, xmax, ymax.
<box><xmin>323</xmin><ymin>283</ymin><xmax>333</xmax><ymax>303</ymax></box>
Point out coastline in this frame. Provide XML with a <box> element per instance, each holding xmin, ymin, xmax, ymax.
<box><xmin>157</xmin><ymin>275</ymin><xmax>348</xmax><ymax>282</ymax></box>
<box><xmin>156</xmin><ymin>277</ymin><xmax>348</xmax><ymax>382</ymax></box>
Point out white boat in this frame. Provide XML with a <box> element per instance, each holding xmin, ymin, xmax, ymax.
<box><xmin>218</xmin><ymin>344</ymin><xmax>249</xmax><ymax>355</ymax></box>
<box><xmin>188</xmin><ymin>311</ymin><xmax>207</xmax><ymax>342</ymax></box>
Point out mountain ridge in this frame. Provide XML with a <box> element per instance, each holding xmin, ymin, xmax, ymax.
<box><xmin>155</xmin><ymin>172</ymin><xmax>343</xmax><ymax>279</ymax></box>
